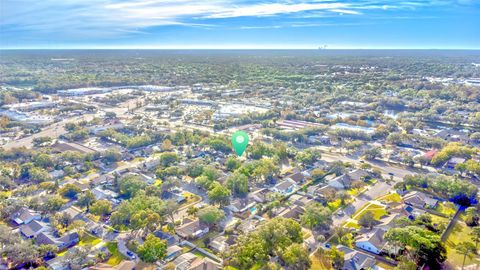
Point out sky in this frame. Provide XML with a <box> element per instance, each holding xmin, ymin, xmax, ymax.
<box><xmin>0</xmin><ymin>0</ymin><xmax>479</xmax><ymax>49</ymax></box>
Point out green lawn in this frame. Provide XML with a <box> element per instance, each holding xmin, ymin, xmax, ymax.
<box><xmin>435</xmin><ymin>202</ymin><xmax>457</xmax><ymax>217</ymax></box>
<box><xmin>444</xmin><ymin>220</ymin><xmax>479</xmax><ymax>268</ymax></box>
<box><xmin>377</xmin><ymin>193</ymin><xmax>401</xmax><ymax>203</ymax></box>
<box><xmin>79</xmin><ymin>233</ymin><xmax>102</xmax><ymax>247</ymax></box>
<box><xmin>106</xmin><ymin>242</ymin><xmax>126</xmax><ymax>266</ymax></box>
<box><xmin>352</xmin><ymin>203</ymin><xmax>387</xmax><ymax>220</ymax></box>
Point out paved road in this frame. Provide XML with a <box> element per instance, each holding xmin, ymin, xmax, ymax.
<box><xmin>320</xmin><ymin>151</ymin><xmax>419</xmax><ymax>181</ymax></box>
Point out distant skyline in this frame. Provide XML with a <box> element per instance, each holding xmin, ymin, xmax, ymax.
<box><xmin>1</xmin><ymin>0</ymin><xmax>479</xmax><ymax>49</ymax></box>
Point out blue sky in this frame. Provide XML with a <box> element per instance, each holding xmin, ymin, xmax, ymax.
<box><xmin>1</xmin><ymin>0</ymin><xmax>479</xmax><ymax>49</ymax></box>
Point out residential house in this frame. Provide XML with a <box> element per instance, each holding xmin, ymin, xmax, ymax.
<box><xmin>188</xmin><ymin>257</ymin><xmax>222</xmax><ymax>270</ymax></box>
<box><xmin>288</xmin><ymin>194</ymin><xmax>313</xmax><ymax>207</ymax></box>
<box><xmin>209</xmin><ymin>235</ymin><xmax>228</xmax><ymax>253</ymax></box>
<box><xmin>162</xmin><ymin>190</ymin><xmax>186</xmax><ymax>204</ymax></box>
<box><xmin>176</xmin><ymin>219</ymin><xmax>209</xmax><ymax>239</ymax></box>
<box><xmin>154</xmin><ymin>231</ymin><xmax>177</xmax><ymax>246</ymax></box>
<box><xmin>173</xmin><ymin>252</ymin><xmax>198</xmax><ymax>270</ymax></box>
<box><xmin>403</xmin><ymin>191</ymin><xmax>439</xmax><ymax>209</ymax></box>
<box><xmin>91</xmin><ymin>174</ymin><xmax>115</xmax><ymax>186</ymax></box>
<box><xmin>285</xmin><ymin>171</ymin><xmax>309</xmax><ymax>185</ymax></box>
<box><xmin>249</xmin><ymin>188</ymin><xmax>275</xmax><ymax>204</ymax></box>
<box><xmin>271</xmin><ymin>179</ymin><xmax>298</xmax><ymax>195</ymax></box>
<box><xmin>434</xmin><ymin>129</ymin><xmax>470</xmax><ymax>144</ymax></box>
<box><xmin>278</xmin><ymin>205</ymin><xmax>304</xmax><ymax>221</ymax></box>
<box><xmin>444</xmin><ymin>157</ymin><xmax>466</xmax><ymax>170</ymax></box>
<box><xmin>59</xmin><ymin>206</ymin><xmax>84</xmax><ymax>221</ymax></box>
<box><xmin>11</xmin><ymin>207</ymin><xmax>41</xmax><ymax>225</ymax></box>
<box><xmin>355</xmin><ymin>228</ymin><xmax>387</xmax><ymax>255</ymax></box>
<box><xmin>19</xmin><ymin>220</ymin><xmax>51</xmax><ymax>238</ymax></box>
<box><xmin>337</xmin><ymin>245</ymin><xmax>377</xmax><ymax>270</ymax></box>
<box><xmin>165</xmin><ymin>245</ymin><xmax>183</xmax><ymax>262</ymax></box>
<box><xmin>36</xmin><ymin>231</ymin><xmax>79</xmax><ymax>250</ymax></box>
<box><xmin>89</xmin><ymin>261</ymin><xmax>136</xmax><ymax>270</ymax></box>
<box><xmin>227</xmin><ymin>197</ymin><xmax>256</xmax><ymax>218</ymax></box>
<box><xmin>329</xmin><ymin>169</ymin><xmax>370</xmax><ymax>190</ymax></box>
<box><xmin>92</xmin><ymin>186</ymin><xmax>119</xmax><ymax>201</ymax></box>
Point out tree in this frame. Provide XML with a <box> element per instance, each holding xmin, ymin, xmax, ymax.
<box><xmin>118</xmin><ymin>175</ymin><xmax>147</xmax><ymax>199</ymax></box>
<box><xmin>465</xmin><ymin>207</ymin><xmax>479</xmax><ymax>226</ymax></box>
<box><xmin>32</xmin><ymin>136</ymin><xmax>53</xmax><ymax>147</ymax></box>
<box><xmin>34</xmin><ymin>154</ymin><xmax>54</xmax><ymax>168</ymax></box>
<box><xmin>208</xmin><ymin>181</ymin><xmax>231</xmax><ymax>206</ymax></box>
<box><xmin>358</xmin><ymin>211</ymin><xmax>376</xmax><ymax>229</ymax></box>
<box><xmin>363</xmin><ymin>147</ymin><xmax>382</xmax><ymax>160</ymax></box>
<box><xmin>329</xmin><ymin>246</ymin><xmax>344</xmax><ymax>269</ymax></box>
<box><xmin>187</xmin><ymin>206</ymin><xmax>198</xmax><ymax>217</ymax></box>
<box><xmin>226</xmin><ymin>172</ymin><xmax>249</xmax><ymax>196</ymax></box>
<box><xmin>77</xmin><ymin>190</ymin><xmax>95</xmax><ymax>210</ymax></box>
<box><xmin>470</xmin><ymin>227</ymin><xmax>480</xmax><ymax>249</ymax></box>
<box><xmin>279</xmin><ymin>243</ymin><xmax>311</xmax><ymax>270</ymax></box>
<box><xmin>455</xmin><ymin>241</ymin><xmax>476</xmax><ymax>270</ymax></box>
<box><xmin>137</xmin><ymin>234</ymin><xmax>167</xmax><ymax>263</ymax></box>
<box><xmin>311</xmin><ymin>168</ymin><xmax>325</xmax><ymax>182</ymax></box>
<box><xmin>385</xmin><ymin>226</ymin><xmax>446</xmax><ymax>268</ymax></box>
<box><xmin>300</xmin><ymin>202</ymin><xmax>332</xmax><ymax>231</ymax></box>
<box><xmin>103</xmin><ymin>149</ymin><xmax>122</xmax><ymax>164</ymax></box>
<box><xmin>159</xmin><ymin>152</ymin><xmax>179</xmax><ymax>167</ymax></box>
<box><xmin>161</xmin><ymin>139</ymin><xmax>173</xmax><ymax>151</ymax></box>
<box><xmin>229</xmin><ymin>218</ymin><xmax>303</xmax><ymax>269</ymax></box>
<box><xmin>43</xmin><ymin>195</ymin><xmax>67</xmax><ymax>212</ymax></box>
<box><xmin>59</xmin><ymin>184</ymin><xmax>82</xmax><ymax>199</ymax></box>
<box><xmin>336</xmin><ymin>191</ymin><xmax>351</xmax><ymax>206</ymax></box>
<box><xmin>90</xmin><ymin>200</ymin><xmax>112</xmax><ymax>217</ymax></box>
<box><xmin>27</xmin><ymin>167</ymin><xmax>51</xmax><ymax>183</ymax></box>
<box><xmin>161</xmin><ymin>199</ymin><xmax>179</xmax><ymax>225</ymax></box>
<box><xmin>197</xmin><ymin>206</ymin><xmax>225</xmax><ymax>226</ymax></box>
<box><xmin>225</xmin><ymin>156</ymin><xmax>242</xmax><ymax>171</ymax></box>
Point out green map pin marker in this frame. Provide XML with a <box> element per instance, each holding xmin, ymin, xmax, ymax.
<box><xmin>232</xmin><ymin>131</ymin><xmax>249</xmax><ymax>157</ymax></box>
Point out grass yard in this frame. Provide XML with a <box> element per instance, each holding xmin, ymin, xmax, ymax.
<box><xmin>79</xmin><ymin>233</ymin><xmax>102</xmax><ymax>246</ymax></box>
<box><xmin>435</xmin><ymin>202</ymin><xmax>457</xmax><ymax>217</ymax></box>
<box><xmin>106</xmin><ymin>242</ymin><xmax>126</xmax><ymax>266</ymax></box>
<box><xmin>352</xmin><ymin>202</ymin><xmax>387</xmax><ymax>220</ymax></box>
<box><xmin>444</xmin><ymin>219</ymin><xmax>479</xmax><ymax>269</ymax></box>
<box><xmin>344</xmin><ymin>219</ymin><xmax>361</xmax><ymax>229</ymax></box>
<box><xmin>310</xmin><ymin>250</ymin><xmax>333</xmax><ymax>270</ymax></box>
<box><xmin>429</xmin><ymin>213</ymin><xmax>449</xmax><ymax>230</ymax></box>
<box><xmin>377</xmin><ymin>193</ymin><xmax>401</xmax><ymax>203</ymax></box>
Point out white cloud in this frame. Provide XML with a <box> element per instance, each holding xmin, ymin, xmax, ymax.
<box><xmin>0</xmin><ymin>0</ymin><xmax>456</xmax><ymax>38</ymax></box>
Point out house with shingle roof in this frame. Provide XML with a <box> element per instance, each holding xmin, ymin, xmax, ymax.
<box><xmin>403</xmin><ymin>191</ymin><xmax>439</xmax><ymax>209</ymax></box>
<box><xmin>355</xmin><ymin>228</ymin><xmax>387</xmax><ymax>255</ymax></box>
<box><xmin>337</xmin><ymin>245</ymin><xmax>377</xmax><ymax>270</ymax></box>
<box><xmin>19</xmin><ymin>220</ymin><xmax>51</xmax><ymax>238</ymax></box>
<box><xmin>11</xmin><ymin>207</ymin><xmax>41</xmax><ymax>225</ymax></box>
<box><xmin>176</xmin><ymin>219</ymin><xmax>209</xmax><ymax>239</ymax></box>
<box><xmin>272</xmin><ymin>179</ymin><xmax>298</xmax><ymax>195</ymax></box>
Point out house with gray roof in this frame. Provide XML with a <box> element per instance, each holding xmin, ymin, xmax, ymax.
<box><xmin>11</xmin><ymin>207</ymin><xmax>41</xmax><ymax>225</ymax></box>
<box><xmin>19</xmin><ymin>220</ymin><xmax>51</xmax><ymax>238</ymax></box>
<box><xmin>355</xmin><ymin>228</ymin><xmax>387</xmax><ymax>255</ymax></box>
<box><xmin>337</xmin><ymin>245</ymin><xmax>377</xmax><ymax>270</ymax></box>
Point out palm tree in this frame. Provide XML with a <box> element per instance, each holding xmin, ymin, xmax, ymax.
<box><xmin>470</xmin><ymin>227</ymin><xmax>480</xmax><ymax>249</ymax></box>
<box><xmin>455</xmin><ymin>241</ymin><xmax>476</xmax><ymax>270</ymax></box>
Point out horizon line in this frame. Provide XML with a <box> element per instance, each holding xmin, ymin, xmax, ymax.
<box><xmin>2</xmin><ymin>47</ymin><xmax>480</xmax><ymax>50</ymax></box>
